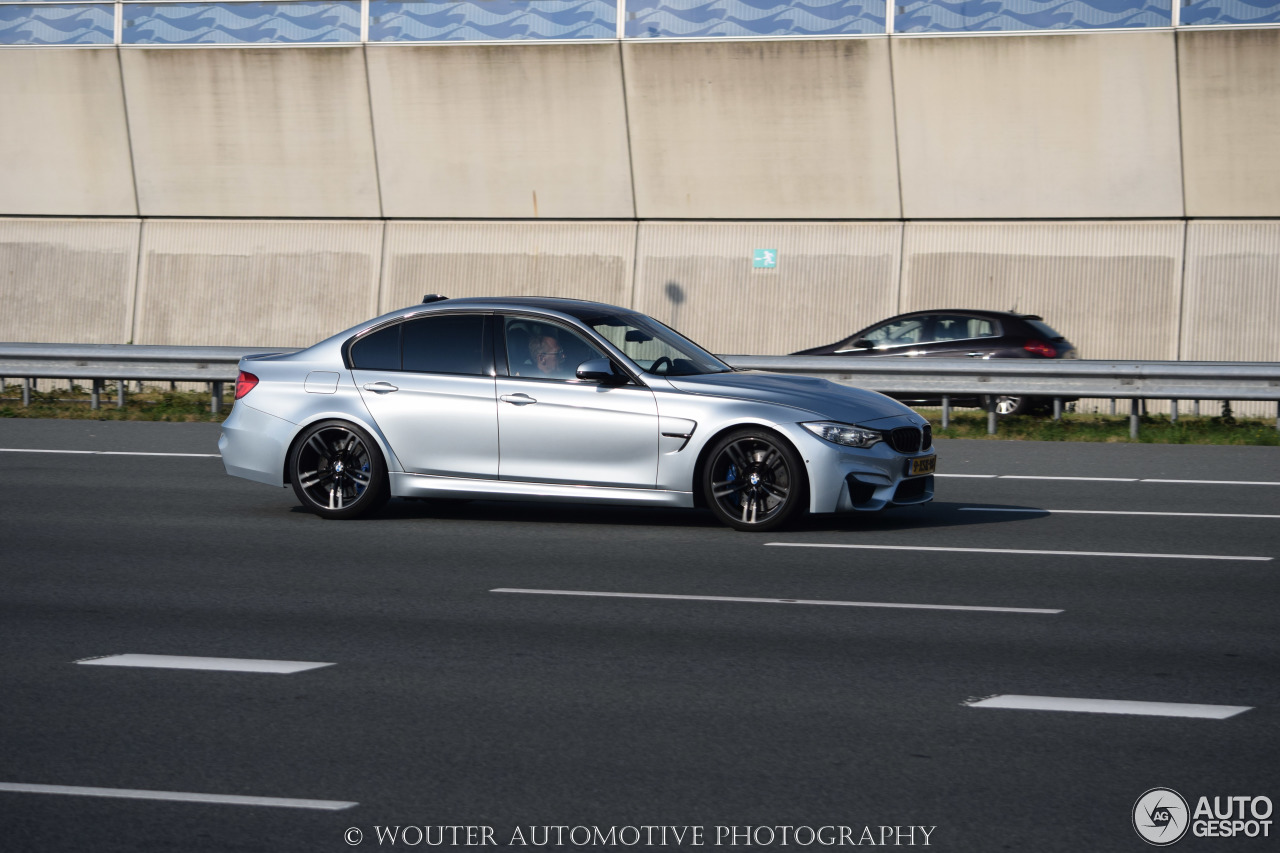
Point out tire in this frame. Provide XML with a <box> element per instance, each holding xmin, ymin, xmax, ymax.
<box><xmin>989</xmin><ymin>395</ymin><xmax>1032</xmax><ymax>416</ymax></box>
<box><xmin>702</xmin><ymin>428</ymin><xmax>806</xmax><ymax>532</ymax></box>
<box><xmin>289</xmin><ymin>420</ymin><xmax>390</xmax><ymax>519</ymax></box>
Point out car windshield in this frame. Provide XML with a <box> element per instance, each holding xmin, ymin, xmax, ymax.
<box><xmin>571</xmin><ymin>310</ymin><xmax>732</xmax><ymax>376</ymax></box>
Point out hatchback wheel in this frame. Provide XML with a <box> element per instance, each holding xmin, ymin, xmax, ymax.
<box><xmin>703</xmin><ymin>429</ymin><xmax>805</xmax><ymax>532</ymax></box>
<box><xmin>990</xmin><ymin>395</ymin><xmax>1031</xmax><ymax>416</ymax></box>
<box><xmin>289</xmin><ymin>421</ymin><xmax>389</xmax><ymax>519</ymax></box>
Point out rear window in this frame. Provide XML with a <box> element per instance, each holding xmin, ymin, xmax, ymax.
<box><xmin>1025</xmin><ymin>319</ymin><xmax>1065</xmax><ymax>341</ymax></box>
<box><xmin>350</xmin><ymin>324</ymin><xmax>400</xmax><ymax>370</ymax></box>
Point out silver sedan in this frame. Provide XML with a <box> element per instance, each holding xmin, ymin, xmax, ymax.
<box><xmin>218</xmin><ymin>296</ymin><xmax>935</xmax><ymax>531</ymax></box>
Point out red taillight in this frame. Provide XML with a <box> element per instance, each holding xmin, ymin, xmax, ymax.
<box><xmin>235</xmin><ymin>370</ymin><xmax>259</xmax><ymax>399</ymax></box>
<box><xmin>1023</xmin><ymin>339</ymin><xmax>1057</xmax><ymax>358</ymax></box>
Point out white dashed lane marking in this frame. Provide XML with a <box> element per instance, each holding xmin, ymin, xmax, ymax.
<box><xmin>960</xmin><ymin>507</ymin><xmax>1280</xmax><ymax>520</ymax></box>
<box><xmin>0</xmin><ymin>783</ymin><xmax>356</xmax><ymax>810</ymax></box>
<box><xmin>965</xmin><ymin>695</ymin><xmax>1253</xmax><ymax>719</ymax></box>
<box><xmin>0</xmin><ymin>448</ymin><xmax>219</xmax><ymax>457</ymax></box>
<box><xmin>491</xmin><ymin>588</ymin><xmax>1061</xmax><ymax>614</ymax></box>
<box><xmin>938</xmin><ymin>473</ymin><xmax>1280</xmax><ymax>486</ymax></box>
<box><xmin>75</xmin><ymin>654</ymin><xmax>333</xmax><ymax>674</ymax></box>
<box><xmin>766</xmin><ymin>543</ymin><xmax>1272</xmax><ymax>562</ymax></box>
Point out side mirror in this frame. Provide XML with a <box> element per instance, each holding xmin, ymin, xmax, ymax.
<box><xmin>576</xmin><ymin>358</ymin><xmax>625</xmax><ymax>384</ymax></box>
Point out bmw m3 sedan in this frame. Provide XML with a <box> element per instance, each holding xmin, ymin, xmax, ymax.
<box><xmin>219</xmin><ymin>296</ymin><xmax>935</xmax><ymax>531</ymax></box>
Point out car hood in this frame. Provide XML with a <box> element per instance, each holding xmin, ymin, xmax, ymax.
<box><xmin>667</xmin><ymin>371</ymin><xmax>921</xmax><ymax>425</ymax></box>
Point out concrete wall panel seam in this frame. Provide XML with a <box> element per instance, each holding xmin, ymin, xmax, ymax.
<box><xmin>617</xmin><ymin>40</ymin><xmax>640</xmax><ymax>222</ymax></box>
<box><xmin>362</xmin><ymin>43</ymin><xmax>386</xmax><ymax>219</ymax></box>
<box><xmin>114</xmin><ymin>46</ymin><xmax>142</xmax><ymax>218</ymax></box>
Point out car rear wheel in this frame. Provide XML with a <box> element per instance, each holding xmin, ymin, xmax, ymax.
<box><xmin>289</xmin><ymin>420</ymin><xmax>389</xmax><ymax>519</ymax></box>
<box><xmin>989</xmin><ymin>395</ymin><xmax>1035</xmax><ymax>416</ymax></box>
<box><xmin>703</xmin><ymin>429</ymin><xmax>805</xmax><ymax>532</ymax></box>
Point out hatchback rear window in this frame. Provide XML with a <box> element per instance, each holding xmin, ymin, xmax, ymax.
<box><xmin>1025</xmin><ymin>319</ymin><xmax>1065</xmax><ymax>341</ymax></box>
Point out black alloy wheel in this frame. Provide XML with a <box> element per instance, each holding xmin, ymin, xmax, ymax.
<box><xmin>289</xmin><ymin>420</ymin><xmax>389</xmax><ymax>519</ymax></box>
<box><xmin>703</xmin><ymin>429</ymin><xmax>806</xmax><ymax>532</ymax></box>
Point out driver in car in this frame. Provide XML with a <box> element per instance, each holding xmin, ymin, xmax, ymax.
<box><xmin>528</xmin><ymin>335</ymin><xmax>572</xmax><ymax>379</ymax></box>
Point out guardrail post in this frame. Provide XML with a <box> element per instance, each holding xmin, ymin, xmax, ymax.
<box><xmin>1052</xmin><ymin>397</ymin><xmax>1062</xmax><ymax>420</ymax></box>
<box><xmin>1129</xmin><ymin>399</ymin><xmax>1140</xmax><ymax>439</ymax></box>
<box><xmin>1170</xmin><ymin>400</ymin><xmax>1178</xmax><ymax>423</ymax></box>
<box><xmin>90</xmin><ymin>379</ymin><xmax>101</xmax><ymax>410</ymax></box>
<box><xmin>986</xmin><ymin>396</ymin><xmax>997</xmax><ymax>435</ymax></box>
<box><xmin>941</xmin><ymin>395</ymin><xmax>950</xmax><ymax>430</ymax></box>
<box><xmin>116</xmin><ymin>380</ymin><xmax>125</xmax><ymax>409</ymax></box>
<box><xmin>1193</xmin><ymin>400</ymin><xmax>1200</xmax><ymax>416</ymax></box>
<box><xmin>211</xmin><ymin>382</ymin><xmax>223</xmax><ymax>415</ymax></box>
<box><xmin>22</xmin><ymin>378</ymin><xmax>30</xmax><ymax>407</ymax></box>
<box><xmin>1109</xmin><ymin>398</ymin><xmax>1116</xmax><ymax>415</ymax></box>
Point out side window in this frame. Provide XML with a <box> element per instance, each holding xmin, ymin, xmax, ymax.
<box><xmin>967</xmin><ymin>317</ymin><xmax>997</xmax><ymax>338</ymax></box>
<box><xmin>350</xmin><ymin>324</ymin><xmax>401</xmax><ymax>370</ymax></box>
<box><xmin>402</xmin><ymin>314</ymin><xmax>486</xmax><ymax>375</ymax></box>
<box><xmin>862</xmin><ymin>317</ymin><xmax>927</xmax><ymax>348</ymax></box>
<box><xmin>503</xmin><ymin>317</ymin><xmax>604</xmax><ymax>381</ymax></box>
<box><xmin>930</xmin><ymin>316</ymin><xmax>968</xmax><ymax>342</ymax></box>
<box><xmin>932</xmin><ymin>315</ymin><xmax>998</xmax><ymax>341</ymax></box>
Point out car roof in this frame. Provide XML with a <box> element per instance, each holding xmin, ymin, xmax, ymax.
<box><xmin>886</xmin><ymin>309</ymin><xmax>1043</xmax><ymax>321</ymax></box>
<box><xmin>408</xmin><ymin>296</ymin><xmax>629</xmax><ymax>315</ymax></box>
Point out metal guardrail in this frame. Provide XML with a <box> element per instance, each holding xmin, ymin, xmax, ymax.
<box><xmin>720</xmin><ymin>355</ymin><xmax>1280</xmax><ymax>436</ymax></box>
<box><xmin>0</xmin><ymin>344</ymin><xmax>295</xmax><ymax>414</ymax></box>
<box><xmin>2</xmin><ymin>344</ymin><xmax>1279</xmax><ymax>434</ymax></box>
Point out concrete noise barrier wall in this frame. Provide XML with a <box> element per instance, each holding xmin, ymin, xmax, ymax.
<box><xmin>2</xmin><ymin>29</ymin><xmax>1280</xmax><ymax>397</ymax></box>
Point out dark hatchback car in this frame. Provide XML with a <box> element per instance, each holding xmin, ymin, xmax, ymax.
<box><xmin>793</xmin><ymin>309</ymin><xmax>1078</xmax><ymax>415</ymax></box>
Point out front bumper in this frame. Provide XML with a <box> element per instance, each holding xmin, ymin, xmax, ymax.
<box><xmin>776</xmin><ymin>421</ymin><xmax>935</xmax><ymax>514</ymax></box>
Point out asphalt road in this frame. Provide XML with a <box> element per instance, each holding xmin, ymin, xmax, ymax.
<box><xmin>1</xmin><ymin>419</ymin><xmax>1277</xmax><ymax>852</ymax></box>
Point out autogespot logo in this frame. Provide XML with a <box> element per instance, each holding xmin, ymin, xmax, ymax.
<box><xmin>1134</xmin><ymin>788</ymin><xmax>1191</xmax><ymax>846</ymax></box>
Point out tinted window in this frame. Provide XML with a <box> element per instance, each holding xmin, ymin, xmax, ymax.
<box><xmin>855</xmin><ymin>317</ymin><xmax>926</xmax><ymax>348</ymax></box>
<box><xmin>503</xmin><ymin>317</ymin><xmax>604</xmax><ymax>380</ymax></box>
<box><xmin>402</xmin><ymin>314</ymin><xmax>486</xmax><ymax>375</ymax></box>
<box><xmin>350</xmin><ymin>324</ymin><xmax>401</xmax><ymax>370</ymax></box>
<box><xmin>1025</xmin><ymin>319</ymin><xmax>1065</xmax><ymax>341</ymax></box>
<box><xmin>931</xmin><ymin>315</ymin><xmax>998</xmax><ymax>341</ymax></box>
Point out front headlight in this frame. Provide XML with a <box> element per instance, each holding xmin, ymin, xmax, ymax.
<box><xmin>801</xmin><ymin>421</ymin><xmax>882</xmax><ymax>449</ymax></box>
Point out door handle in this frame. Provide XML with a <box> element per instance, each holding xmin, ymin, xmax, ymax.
<box><xmin>501</xmin><ymin>393</ymin><xmax>537</xmax><ymax>406</ymax></box>
<box><xmin>363</xmin><ymin>382</ymin><xmax>399</xmax><ymax>393</ymax></box>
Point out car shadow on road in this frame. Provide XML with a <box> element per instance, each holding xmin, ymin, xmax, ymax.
<box><xmin>290</xmin><ymin>499</ymin><xmax>1047</xmax><ymax>532</ymax></box>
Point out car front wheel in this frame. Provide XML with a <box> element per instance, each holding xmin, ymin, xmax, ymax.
<box><xmin>703</xmin><ymin>429</ymin><xmax>806</xmax><ymax>532</ymax></box>
<box><xmin>289</xmin><ymin>420</ymin><xmax>389</xmax><ymax>519</ymax></box>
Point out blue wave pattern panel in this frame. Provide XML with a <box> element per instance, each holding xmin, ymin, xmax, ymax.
<box><xmin>1182</xmin><ymin>0</ymin><xmax>1280</xmax><ymax>24</ymax></box>
<box><xmin>122</xmin><ymin>2</ymin><xmax>361</xmax><ymax>44</ymax></box>
<box><xmin>368</xmin><ymin>0</ymin><xmax>615</xmax><ymax>40</ymax></box>
<box><xmin>0</xmin><ymin>3</ymin><xmax>113</xmax><ymax>44</ymax></box>
<box><xmin>624</xmin><ymin>0</ymin><xmax>886</xmax><ymax>37</ymax></box>
<box><xmin>895</xmin><ymin>0</ymin><xmax>1172</xmax><ymax>30</ymax></box>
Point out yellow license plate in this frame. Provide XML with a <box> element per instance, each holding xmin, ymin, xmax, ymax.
<box><xmin>909</xmin><ymin>455</ymin><xmax>936</xmax><ymax>476</ymax></box>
